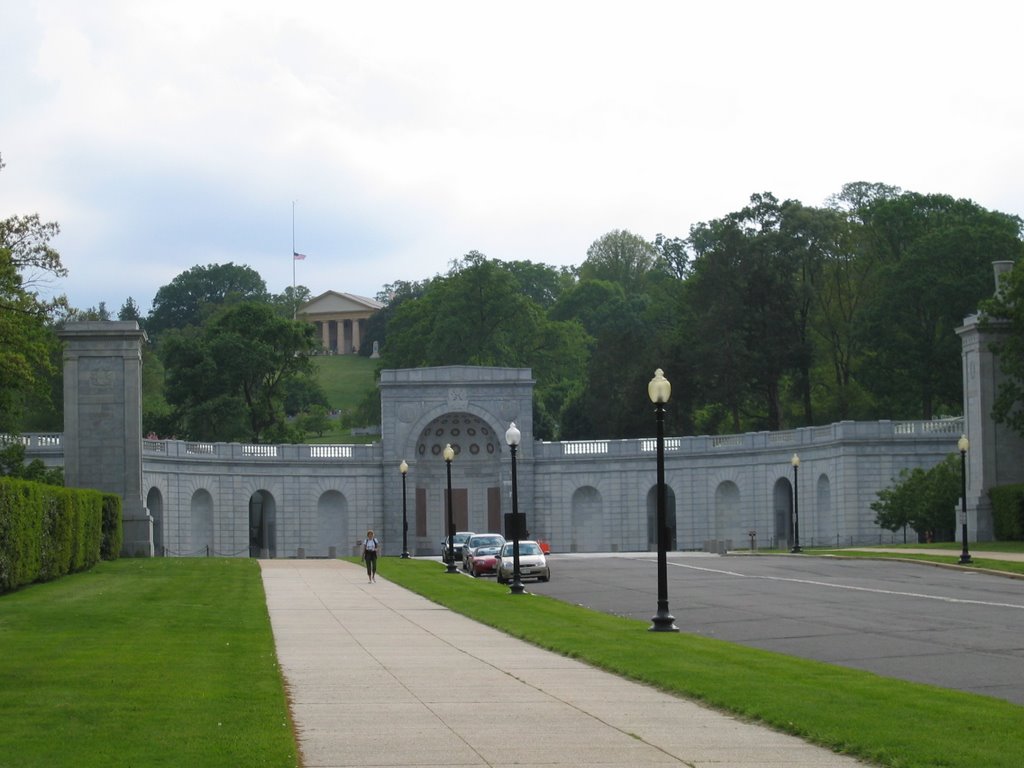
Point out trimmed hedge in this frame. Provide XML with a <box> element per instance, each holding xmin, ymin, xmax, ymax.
<box><xmin>0</xmin><ymin>478</ymin><xmax>122</xmax><ymax>594</ymax></box>
<box><xmin>988</xmin><ymin>483</ymin><xmax>1024</xmax><ymax>541</ymax></box>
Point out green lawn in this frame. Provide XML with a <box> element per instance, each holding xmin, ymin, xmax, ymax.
<box><xmin>307</xmin><ymin>354</ymin><xmax>379</xmax><ymax>444</ymax></box>
<box><xmin>0</xmin><ymin>559</ymin><xmax>296</xmax><ymax>768</ymax></box>
<box><xmin>374</xmin><ymin>557</ymin><xmax>1024</xmax><ymax>768</ymax></box>
<box><xmin>311</xmin><ymin>354</ymin><xmax>377</xmax><ymax>413</ymax></box>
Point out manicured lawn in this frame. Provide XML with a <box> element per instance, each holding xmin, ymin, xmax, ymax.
<box><xmin>308</xmin><ymin>354</ymin><xmax>379</xmax><ymax>444</ymax></box>
<box><xmin>0</xmin><ymin>559</ymin><xmax>296</xmax><ymax>768</ymax></box>
<box><xmin>375</xmin><ymin>557</ymin><xmax>1024</xmax><ymax>768</ymax></box>
<box><xmin>311</xmin><ymin>354</ymin><xmax>377</xmax><ymax>413</ymax></box>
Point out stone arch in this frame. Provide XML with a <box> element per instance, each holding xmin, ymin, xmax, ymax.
<box><xmin>413</xmin><ymin>411</ymin><xmax>506</xmax><ymax>535</ymax></box>
<box><xmin>147</xmin><ymin>486</ymin><xmax>164</xmax><ymax>556</ymax></box>
<box><xmin>190</xmin><ymin>488</ymin><xmax>214</xmax><ymax>556</ymax></box>
<box><xmin>645</xmin><ymin>484</ymin><xmax>677</xmax><ymax>551</ymax></box>
<box><xmin>570</xmin><ymin>485</ymin><xmax>604</xmax><ymax>552</ymax></box>
<box><xmin>772</xmin><ymin>477</ymin><xmax>793</xmax><ymax>550</ymax></box>
<box><xmin>249</xmin><ymin>489</ymin><xmax>277</xmax><ymax>558</ymax></box>
<box><xmin>317</xmin><ymin>490</ymin><xmax>348</xmax><ymax>557</ymax></box>
<box><xmin>714</xmin><ymin>481</ymin><xmax>742</xmax><ymax>545</ymax></box>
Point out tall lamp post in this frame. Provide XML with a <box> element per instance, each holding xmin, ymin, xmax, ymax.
<box><xmin>648</xmin><ymin>369</ymin><xmax>678</xmax><ymax>632</ymax></box>
<box><xmin>958</xmin><ymin>435</ymin><xmax>973</xmax><ymax>565</ymax></box>
<box><xmin>443</xmin><ymin>444</ymin><xmax>458</xmax><ymax>573</ymax></box>
<box><xmin>400</xmin><ymin>460</ymin><xmax>410</xmax><ymax>558</ymax></box>
<box><xmin>505</xmin><ymin>422</ymin><xmax>526</xmax><ymax>595</ymax></box>
<box><xmin>790</xmin><ymin>454</ymin><xmax>802</xmax><ymax>553</ymax></box>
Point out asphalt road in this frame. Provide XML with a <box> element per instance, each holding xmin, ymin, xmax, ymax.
<box><xmin>520</xmin><ymin>552</ymin><xmax>1024</xmax><ymax>705</ymax></box>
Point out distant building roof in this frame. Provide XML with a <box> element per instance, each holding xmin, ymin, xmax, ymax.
<box><xmin>298</xmin><ymin>291</ymin><xmax>384</xmax><ymax>316</ymax></box>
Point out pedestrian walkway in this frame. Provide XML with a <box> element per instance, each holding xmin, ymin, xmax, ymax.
<box><xmin>260</xmin><ymin>559</ymin><xmax>867</xmax><ymax>767</ymax></box>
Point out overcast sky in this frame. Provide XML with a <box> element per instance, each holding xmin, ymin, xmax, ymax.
<box><xmin>3</xmin><ymin>1</ymin><xmax>1022</xmax><ymax>314</ymax></box>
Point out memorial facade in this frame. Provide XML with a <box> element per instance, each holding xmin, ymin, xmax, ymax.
<box><xmin>42</xmin><ymin>262</ymin><xmax>1023</xmax><ymax>557</ymax></box>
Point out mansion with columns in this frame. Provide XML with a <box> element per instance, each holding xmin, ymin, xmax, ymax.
<box><xmin>297</xmin><ymin>291</ymin><xmax>382</xmax><ymax>354</ymax></box>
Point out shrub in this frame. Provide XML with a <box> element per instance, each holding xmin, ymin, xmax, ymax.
<box><xmin>0</xmin><ymin>478</ymin><xmax>118</xmax><ymax>594</ymax></box>
<box><xmin>989</xmin><ymin>484</ymin><xmax>1024</xmax><ymax>540</ymax></box>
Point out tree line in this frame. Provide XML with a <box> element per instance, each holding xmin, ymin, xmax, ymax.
<box><xmin>4</xmin><ymin>160</ymin><xmax>1024</xmax><ymax>447</ymax></box>
<box><xmin>362</xmin><ymin>183</ymin><xmax>1024</xmax><ymax>441</ymax></box>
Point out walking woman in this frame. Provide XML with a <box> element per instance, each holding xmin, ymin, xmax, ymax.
<box><xmin>362</xmin><ymin>530</ymin><xmax>380</xmax><ymax>582</ymax></box>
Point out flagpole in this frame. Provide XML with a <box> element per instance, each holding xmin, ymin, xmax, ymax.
<box><xmin>292</xmin><ymin>201</ymin><xmax>297</xmax><ymax>320</ymax></box>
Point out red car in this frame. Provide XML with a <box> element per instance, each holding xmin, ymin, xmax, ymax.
<box><xmin>462</xmin><ymin>533</ymin><xmax>505</xmax><ymax>577</ymax></box>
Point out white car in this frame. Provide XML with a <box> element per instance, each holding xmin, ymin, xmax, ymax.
<box><xmin>495</xmin><ymin>540</ymin><xmax>550</xmax><ymax>583</ymax></box>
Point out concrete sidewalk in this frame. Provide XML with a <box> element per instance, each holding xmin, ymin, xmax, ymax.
<box><xmin>261</xmin><ymin>559</ymin><xmax>867</xmax><ymax>768</ymax></box>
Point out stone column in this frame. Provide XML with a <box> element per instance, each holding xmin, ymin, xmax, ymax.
<box><xmin>955</xmin><ymin>261</ymin><xmax>1024</xmax><ymax>541</ymax></box>
<box><xmin>352</xmin><ymin>317</ymin><xmax>362</xmax><ymax>354</ymax></box>
<box><xmin>58</xmin><ymin>321</ymin><xmax>153</xmax><ymax>556</ymax></box>
<box><xmin>320</xmin><ymin>321</ymin><xmax>330</xmax><ymax>352</ymax></box>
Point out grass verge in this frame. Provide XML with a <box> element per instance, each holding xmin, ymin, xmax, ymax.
<box><xmin>0</xmin><ymin>559</ymin><xmax>296</xmax><ymax>768</ymax></box>
<box><xmin>374</xmin><ymin>557</ymin><xmax>1024</xmax><ymax>768</ymax></box>
<box><xmin>809</xmin><ymin>543</ymin><xmax>1024</xmax><ymax>577</ymax></box>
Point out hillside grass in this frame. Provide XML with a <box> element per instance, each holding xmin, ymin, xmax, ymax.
<box><xmin>308</xmin><ymin>354</ymin><xmax>379</xmax><ymax>444</ymax></box>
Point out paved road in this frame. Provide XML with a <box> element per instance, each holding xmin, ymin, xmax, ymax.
<box><xmin>520</xmin><ymin>552</ymin><xmax>1024</xmax><ymax>705</ymax></box>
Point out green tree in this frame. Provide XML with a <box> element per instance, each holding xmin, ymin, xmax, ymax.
<box><xmin>270</xmin><ymin>285</ymin><xmax>312</xmax><ymax>320</ymax></box>
<box><xmin>979</xmin><ymin>260</ymin><xmax>1024</xmax><ymax>436</ymax></box>
<box><xmin>685</xmin><ymin>194</ymin><xmax>807</xmax><ymax>431</ymax></box>
<box><xmin>579</xmin><ymin>230</ymin><xmax>657</xmax><ymax>296</ymax></box>
<box><xmin>147</xmin><ymin>263</ymin><xmax>268</xmax><ymax>339</ymax></box>
<box><xmin>871</xmin><ymin>454</ymin><xmax>960</xmax><ymax>542</ymax></box>
<box><xmin>297</xmin><ymin>404</ymin><xmax>331</xmax><ymax>439</ymax></box>
<box><xmin>0</xmin><ymin>156</ymin><xmax>68</xmax><ymax>432</ymax></box>
<box><xmin>0</xmin><ymin>442</ymin><xmax>63</xmax><ymax>485</ymax></box>
<box><xmin>118</xmin><ymin>296</ymin><xmax>142</xmax><ymax>321</ymax></box>
<box><xmin>382</xmin><ymin>253</ymin><xmax>589</xmax><ymax>439</ymax></box>
<box><xmin>159</xmin><ymin>303</ymin><xmax>319</xmax><ymax>442</ymax></box>
<box><xmin>856</xmin><ymin>193</ymin><xmax>1023</xmax><ymax>419</ymax></box>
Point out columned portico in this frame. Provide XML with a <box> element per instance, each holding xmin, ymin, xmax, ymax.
<box><xmin>298</xmin><ymin>291</ymin><xmax>382</xmax><ymax>354</ymax></box>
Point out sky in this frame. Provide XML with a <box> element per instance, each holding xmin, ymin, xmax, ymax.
<box><xmin>3</xmin><ymin>1</ymin><xmax>1023</xmax><ymax>315</ymax></box>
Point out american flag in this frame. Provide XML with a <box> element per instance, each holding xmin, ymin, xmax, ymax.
<box><xmin>293</xmin><ymin>252</ymin><xmax>307</xmax><ymax>261</ymax></box>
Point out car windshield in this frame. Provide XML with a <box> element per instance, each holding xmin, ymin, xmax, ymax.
<box><xmin>472</xmin><ymin>536</ymin><xmax>503</xmax><ymax>547</ymax></box>
<box><xmin>503</xmin><ymin>542</ymin><xmax>541</xmax><ymax>556</ymax></box>
<box><xmin>453</xmin><ymin>534</ymin><xmax>471</xmax><ymax>543</ymax></box>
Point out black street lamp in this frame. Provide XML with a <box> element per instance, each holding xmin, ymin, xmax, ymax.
<box><xmin>790</xmin><ymin>453</ymin><xmax>802</xmax><ymax>553</ymax></box>
<box><xmin>400</xmin><ymin>460</ymin><xmax>410</xmax><ymax>558</ymax></box>
<box><xmin>505</xmin><ymin>422</ymin><xmax>526</xmax><ymax>595</ymax></box>
<box><xmin>443</xmin><ymin>443</ymin><xmax>458</xmax><ymax>573</ymax></box>
<box><xmin>648</xmin><ymin>369</ymin><xmax>678</xmax><ymax>632</ymax></box>
<box><xmin>958</xmin><ymin>435</ymin><xmax>973</xmax><ymax>565</ymax></box>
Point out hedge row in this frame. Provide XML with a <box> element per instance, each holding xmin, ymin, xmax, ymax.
<box><xmin>0</xmin><ymin>477</ymin><xmax>122</xmax><ymax>594</ymax></box>
<box><xmin>989</xmin><ymin>483</ymin><xmax>1024</xmax><ymax>541</ymax></box>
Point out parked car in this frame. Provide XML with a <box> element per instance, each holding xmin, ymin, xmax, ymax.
<box><xmin>461</xmin><ymin>533</ymin><xmax>506</xmax><ymax>576</ymax></box>
<box><xmin>440</xmin><ymin>531</ymin><xmax>475</xmax><ymax>563</ymax></box>
<box><xmin>496</xmin><ymin>540</ymin><xmax>550</xmax><ymax>583</ymax></box>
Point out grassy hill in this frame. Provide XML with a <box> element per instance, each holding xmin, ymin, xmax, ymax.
<box><xmin>308</xmin><ymin>354</ymin><xmax>380</xmax><ymax>444</ymax></box>
<box><xmin>311</xmin><ymin>354</ymin><xmax>378</xmax><ymax>412</ymax></box>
